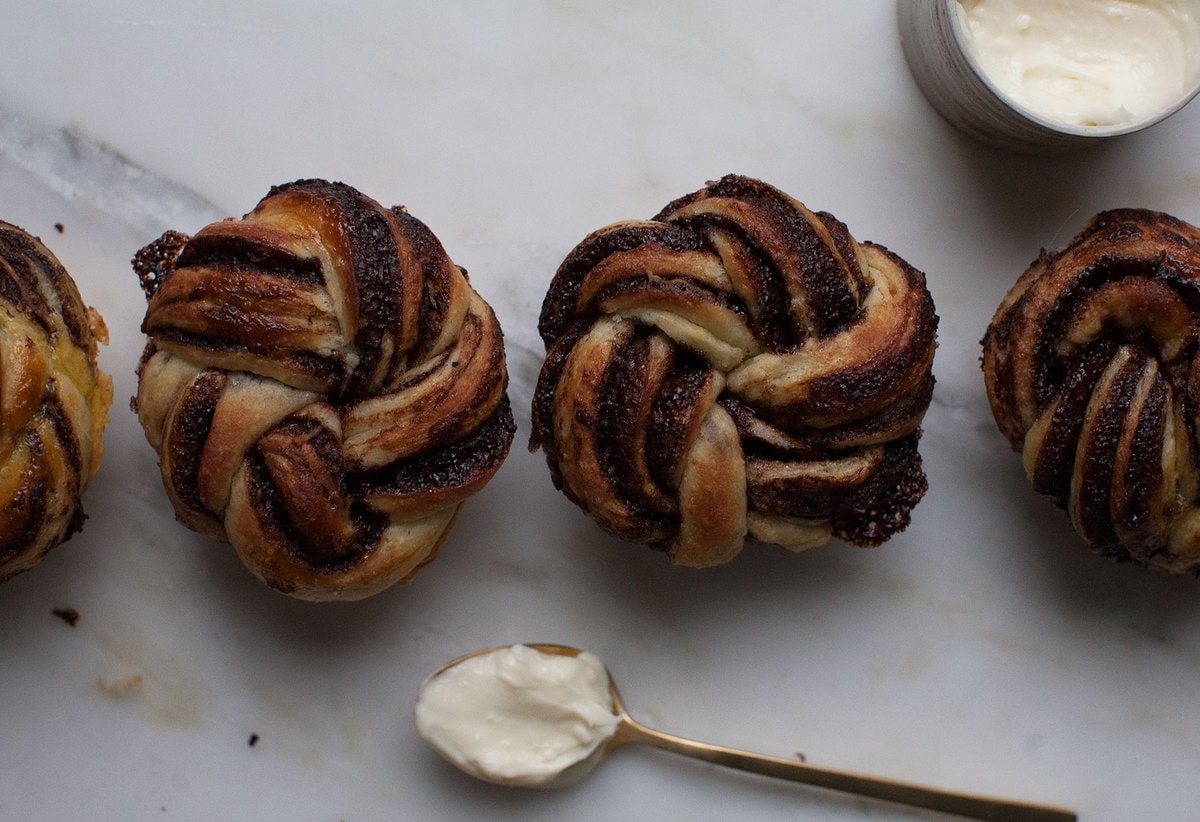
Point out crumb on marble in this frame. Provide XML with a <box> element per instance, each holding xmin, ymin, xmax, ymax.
<box><xmin>248</xmin><ymin>733</ymin><xmax>260</xmax><ymax>747</ymax></box>
<box><xmin>52</xmin><ymin>607</ymin><xmax>80</xmax><ymax>627</ymax></box>
<box><xmin>54</xmin><ymin>222</ymin><xmax>64</xmax><ymax>233</ymax></box>
<box><xmin>98</xmin><ymin>674</ymin><xmax>144</xmax><ymax>696</ymax></box>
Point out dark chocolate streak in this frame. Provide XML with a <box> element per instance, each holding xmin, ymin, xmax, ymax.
<box><xmin>176</xmin><ymin>233</ymin><xmax>324</xmax><ymax>286</ymax></box>
<box><xmin>1073</xmin><ymin>351</ymin><xmax>1145</xmax><ymax>555</ymax></box>
<box><xmin>1112</xmin><ymin>365</ymin><xmax>1169</xmax><ymax>562</ymax></box>
<box><xmin>659</xmin><ymin>174</ymin><xmax>862</xmax><ymax>337</ymax></box>
<box><xmin>270</xmin><ymin>179</ymin><xmax>410</xmax><ymax>398</ymax></box>
<box><xmin>831</xmin><ymin>433</ymin><xmax>927</xmax><ymax>547</ymax></box>
<box><xmin>272</xmin><ymin>415</ymin><xmax>344</xmax><ymax>471</ymax></box>
<box><xmin>742</xmin><ymin>432</ymin><xmax>925</xmax><ymax>543</ymax></box>
<box><xmin>647</xmin><ymin>350</ymin><xmax>713</xmax><ymax>491</ymax></box>
<box><xmin>44</xmin><ymin>395</ymin><xmax>83</xmax><ymax>494</ymax></box>
<box><xmin>589</xmin><ymin>274</ymin><xmax>744</xmax><ymax>319</ymax></box>
<box><xmin>721</xmin><ymin>398</ymin><xmax>821</xmax><ymax>461</ymax></box>
<box><xmin>358</xmin><ymin>395</ymin><xmax>515</xmax><ymax>497</ymax></box>
<box><xmin>538</xmin><ymin>222</ymin><xmax>707</xmax><ymax>343</ymax></box>
<box><xmin>1027</xmin><ymin>339</ymin><xmax>1118</xmax><ymax>501</ymax></box>
<box><xmin>401</xmin><ymin>310</ymin><xmax>508</xmax><ymax>451</ymax></box>
<box><xmin>593</xmin><ymin>327</ymin><xmax>675</xmax><ymax>540</ymax></box>
<box><xmin>0</xmin><ymin>235</ymin><xmax>53</xmax><ymax>333</ymax></box>
<box><xmin>663</xmin><ymin>213</ymin><xmax>798</xmax><ymax>351</ymax></box>
<box><xmin>166</xmin><ymin>370</ymin><xmax>226</xmax><ymax>527</ymax></box>
<box><xmin>1028</xmin><ymin>256</ymin><xmax>1200</xmax><ymax>409</ymax></box>
<box><xmin>529</xmin><ymin>323</ymin><xmax>586</xmax><ymax>457</ymax></box>
<box><xmin>391</xmin><ymin>207</ymin><xmax>455</xmax><ymax>363</ymax></box>
<box><xmin>149</xmin><ymin>327</ymin><xmax>346</xmax><ymax>387</ymax></box>
<box><xmin>815</xmin><ymin>211</ymin><xmax>870</xmax><ymax>297</ymax></box>
<box><xmin>0</xmin><ymin>430</ymin><xmax>49</xmax><ymax>559</ymax></box>
<box><xmin>242</xmin><ymin>439</ymin><xmax>383</xmax><ymax>573</ymax></box>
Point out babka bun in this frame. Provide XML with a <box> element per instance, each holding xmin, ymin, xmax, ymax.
<box><xmin>0</xmin><ymin>221</ymin><xmax>111</xmax><ymax>582</ymax></box>
<box><xmin>984</xmin><ymin>208</ymin><xmax>1200</xmax><ymax>574</ymax></box>
<box><xmin>532</xmin><ymin>175</ymin><xmax>938</xmax><ymax>567</ymax></box>
<box><xmin>133</xmin><ymin>180</ymin><xmax>514</xmax><ymax>600</ymax></box>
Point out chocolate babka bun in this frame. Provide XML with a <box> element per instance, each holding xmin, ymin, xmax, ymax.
<box><xmin>983</xmin><ymin>208</ymin><xmax>1200</xmax><ymax>574</ymax></box>
<box><xmin>532</xmin><ymin>175</ymin><xmax>939</xmax><ymax>568</ymax></box>
<box><xmin>133</xmin><ymin>180</ymin><xmax>514</xmax><ymax>600</ymax></box>
<box><xmin>0</xmin><ymin>221</ymin><xmax>112</xmax><ymax>582</ymax></box>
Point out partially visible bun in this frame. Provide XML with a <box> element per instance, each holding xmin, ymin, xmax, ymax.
<box><xmin>983</xmin><ymin>208</ymin><xmax>1200</xmax><ymax>574</ymax></box>
<box><xmin>0</xmin><ymin>221</ymin><xmax>112</xmax><ymax>582</ymax></box>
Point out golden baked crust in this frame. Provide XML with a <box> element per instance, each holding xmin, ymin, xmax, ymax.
<box><xmin>133</xmin><ymin>180</ymin><xmax>514</xmax><ymax>600</ymax></box>
<box><xmin>983</xmin><ymin>208</ymin><xmax>1200</xmax><ymax>574</ymax></box>
<box><xmin>531</xmin><ymin>175</ymin><xmax>938</xmax><ymax>567</ymax></box>
<box><xmin>0</xmin><ymin>221</ymin><xmax>112</xmax><ymax>582</ymax></box>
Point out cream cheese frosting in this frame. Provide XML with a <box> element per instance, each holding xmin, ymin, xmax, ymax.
<box><xmin>956</xmin><ymin>0</ymin><xmax>1200</xmax><ymax>126</ymax></box>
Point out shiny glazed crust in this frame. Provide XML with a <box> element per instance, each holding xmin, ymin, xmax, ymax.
<box><xmin>133</xmin><ymin>180</ymin><xmax>514</xmax><ymax>600</ymax></box>
<box><xmin>531</xmin><ymin>175</ymin><xmax>938</xmax><ymax>567</ymax></box>
<box><xmin>0</xmin><ymin>221</ymin><xmax>112</xmax><ymax>582</ymax></box>
<box><xmin>983</xmin><ymin>208</ymin><xmax>1200</xmax><ymax>574</ymax></box>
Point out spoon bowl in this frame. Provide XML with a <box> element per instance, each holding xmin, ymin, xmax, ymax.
<box><xmin>420</xmin><ymin>644</ymin><xmax>1077</xmax><ymax>821</ymax></box>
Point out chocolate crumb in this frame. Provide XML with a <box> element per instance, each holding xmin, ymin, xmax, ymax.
<box><xmin>52</xmin><ymin>607</ymin><xmax>80</xmax><ymax>627</ymax></box>
<box><xmin>54</xmin><ymin>222</ymin><xmax>64</xmax><ymax>234</ymax></box>
<box><xmin>248</xmin><ymin>733</ymin><xmax>260</xmax><ymax>747</ymax></box>
<box><xmin>132</xmin><ymin>230</ymin><xmax>190</xmax><ymax>298</ymax></box>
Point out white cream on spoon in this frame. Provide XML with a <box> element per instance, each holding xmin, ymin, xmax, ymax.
<box><xmin>414</xmin><ymin>644</ymin><xmax>619</xmax><ymax>788</ymax></box>
<box><xmin>415</xmin><ymin>644</ymin><xmax>1077</xmax><ymax>820</ymax></box>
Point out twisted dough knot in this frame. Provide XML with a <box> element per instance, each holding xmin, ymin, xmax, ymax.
<box><xmin>134</xmin><ymin>180</ymin><xmax>514</xmax><ymax>600</ymax></box>
<box><xmin>983</xmin><ymin>208</ymin><xmax>1200</xmax><ymax>574</ymax></box>
<box><xmin>0</xmin><ymin>221</ymin><xmax>111</xmax><ymax>582</ymax></box>
<box><xmin>532</xmin><ymin>175</ymin><xmax>938</xmax><ymax>567</ymax></box>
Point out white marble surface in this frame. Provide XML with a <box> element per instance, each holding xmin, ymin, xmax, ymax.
<box><xmin>1</xmin><ymin>3</ymin><xmax>1198</xmax><ymax>820</ymax></box>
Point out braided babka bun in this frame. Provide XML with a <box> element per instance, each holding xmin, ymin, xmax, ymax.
<box><xmin>983</xmin><ymin>208</ymin><xmax>1200</xmax><ymax>575</ymax></box>
<box><xmin>1</xmin><ymin>221</ymin><xmax>112</xmax><ymax>582</ymax></box>
<box><xmin>133</xmin><ymin>180</ymin><xmax>514</xmax><ymax>600</ymax></box>
<box><xmin>531</xmin><ymin>175</ymin><xmax>938</xmax><ymax>568</ymax></box>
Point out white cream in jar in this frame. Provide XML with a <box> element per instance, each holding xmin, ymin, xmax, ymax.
<box><xmin>955</xmin><ymin>0</ymin><xmax>1200</xmax><ymax>127</ymax></box>
<box><xmin>414</xmin><ymin>644</ymin><xmax>621</xmax><ymax>788</ymax></box>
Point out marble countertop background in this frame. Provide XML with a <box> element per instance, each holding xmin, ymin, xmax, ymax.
<box><xmin>1</xmin><ymin>3</ymin><xmax>1198</xmax><ymax>820</ymax></box>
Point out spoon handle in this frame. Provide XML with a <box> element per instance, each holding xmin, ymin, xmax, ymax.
<box><xmin>611</xmin><ymin>719</ymin><xmax>1075</xmax><ymax>822</ymax></box>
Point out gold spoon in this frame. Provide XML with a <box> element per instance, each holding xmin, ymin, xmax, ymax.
<box><xmin>423</xmin><ymin>644</ymin><xmax>1077</xmax><ymax>822</ymax></box>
